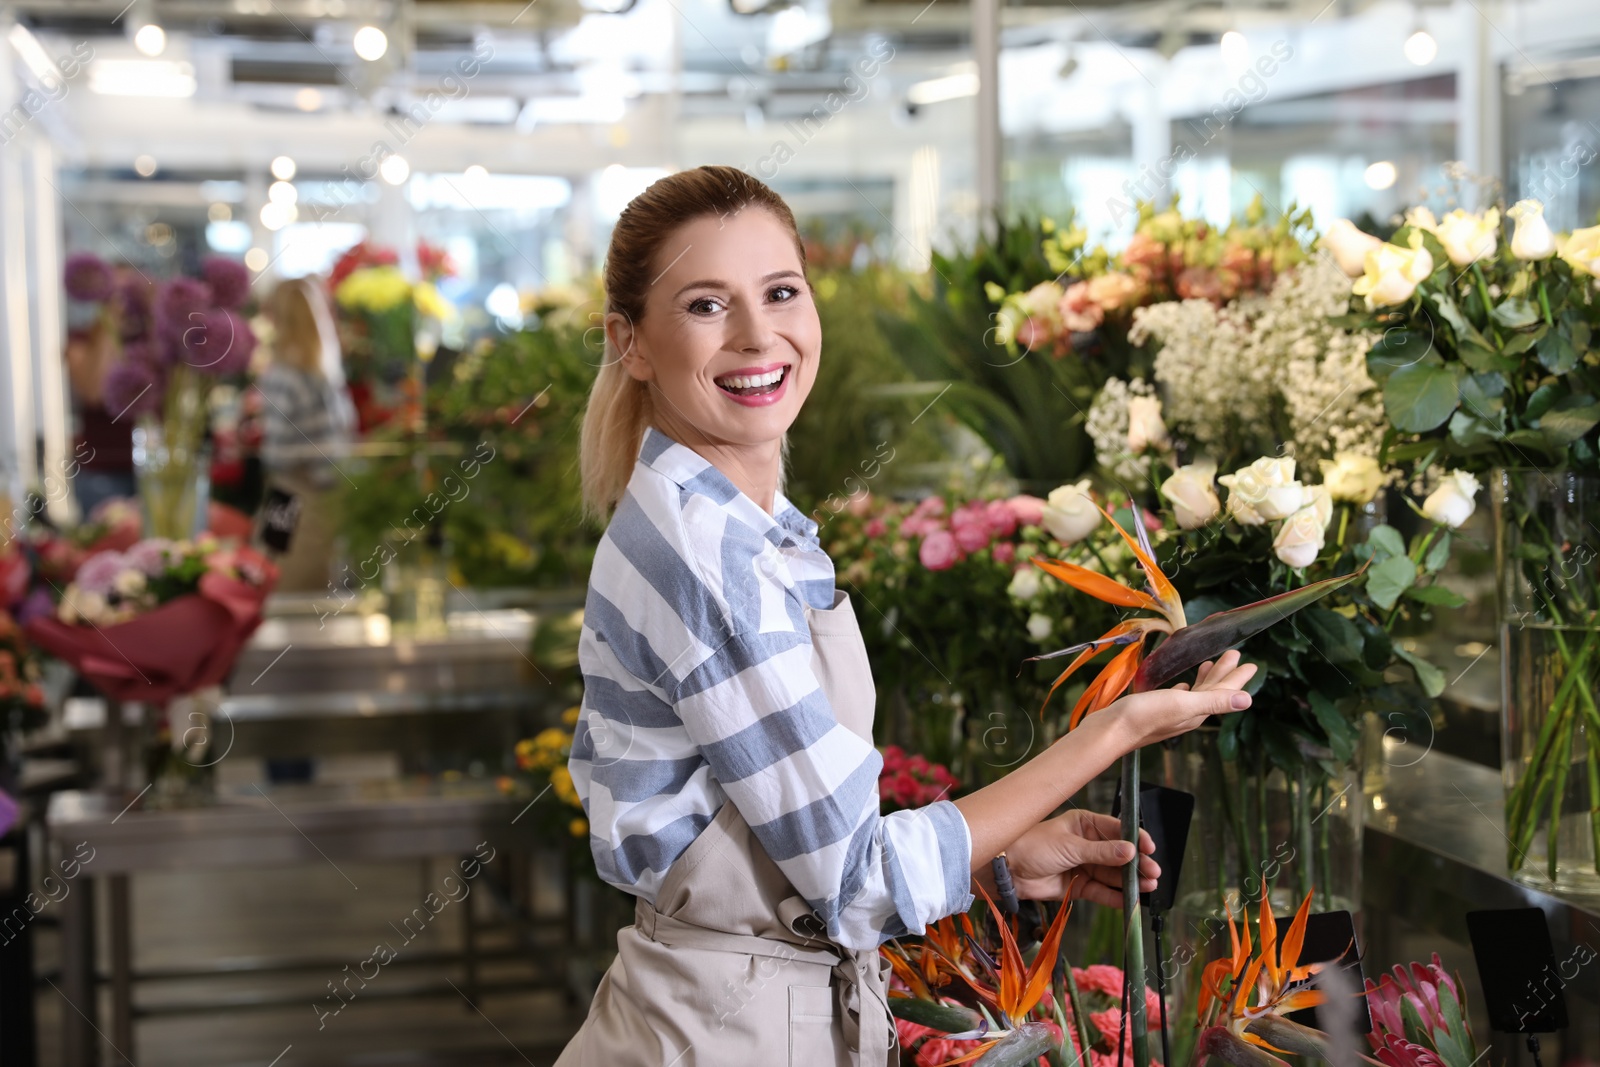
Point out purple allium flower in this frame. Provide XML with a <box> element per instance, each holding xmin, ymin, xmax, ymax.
<box><xmin>75</xmin><ymin>551</ymin><xmax>128</xmax><ymax>596</ymax></box>
<box><xmin>195</xmin><ymin>309</ymin><xmax>258</xmax><ymax>375</ymax></box>
<box><xmin>154</xmin><ymin>277</ymin><xmax>213</xmax><ymax>346</ymax></box>
<box><xmin>102</xmin><ymin>359</ymin><xmax>164</xmax><ymax>420</ymax></box>
<box><xmin>202</xmin><ymin>257</ymin><xmax>252</xmax><ymax>310</ymax></box>
<box><xmin>113</xmin><ymin>277</ymin><xmax>154</xmax><ymax>341</ymax></box>
<box><xmin>123</xmin><ymin>538</ymin><xmax>174</xmax><ymax>578</ymax></box>
<box><xmin>122</xmin><ymin>340</ymin><xmax>162</xmax><ymax>369</ymax></box>
<box><xmin>64</xmin><ymin>253</ymin><xmax>114</xmax><ymax>302</ymax></box>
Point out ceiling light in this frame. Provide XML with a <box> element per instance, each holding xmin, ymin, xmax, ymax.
<box><xmin>134</xmin><ymin>24</ymin><xmax>166</xmax><ymax>56</ymax></box>
<box><xmin>353</xmin><ymin>25</ymin><xmax>388</xmax><ymax>62</ymax></box>
<box><xmin>208</xmin><ymin>202</ymin><xmax>232</xmax><ymax>222</ymax></box>
<box><xmin>269</xmin><ymin>180</ymin><xmax>298</xmax><ymax>205</ymax></box>
<box><xmin>464</xmin><ymin>164</ymin><xmax>489</xmax><ymax>180</ymax></box>
<box><xmin>1404</xmin><ymin>29</ymin><xmax>1438</xmax><ymax>66</ymax></box>
<box><xmin>90</xmin><ymin>59</ymin><xmax>196</xmax><ymax>98</ymax></box>
<box><xmin>379</xmin><ymin>154</ymin><xmax>410</xmax><ymax>185</ymax></box>
<box><xmin>245</xmin><ymin>247</ymin><xmax>269</xmax><ymax>272</ymax></box>
<box><xmin>260</xmin><ymin>202</ymin><xmax>297</xmax><ymax>230</ymax></box>
<box><xmin>271</xmin><ymin>155</ymin><xmax>297</xmax><ymax>181</ymax></box>
<box><xmin>134</xmin><ymin>155</ymin><xmax>158</xmax><ymax>178</ymax></box>
<box><xmin>579</xmin><ymin>0</ymin><xmax>637</xmax><ymax>11</ymax></box>
<box><xmin>1220</xmin><ymin>30</ymin><xmax>1251</xmax><ymax>74</ymax></box>
<box><xmin>907</xmin><ymin>69</ymin><xmax>979</xmax><ymax>107</ymax></box>
<box><xmin>729</xmin><ymin>0</ymin><xmax>774</xmax><ymax>14</ymax></box>
<box><xmin>7</xmin><ymin>24</ymin><xmax>57</xmax><ymax>83</ymax></box>
<box><xmin>1365</xmin><ymin>161</ymin><xmax>1398</xmax><ymax>190</ymax></box>
<box><xmin>295</xmin><ymin>87</ymin><xmax>323</xmax><ymax>111</ymax></box>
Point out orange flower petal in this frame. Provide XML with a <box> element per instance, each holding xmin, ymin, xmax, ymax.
<box><xmin>1031</xmin><ymin>555</ymin><xmax>1165</xmax><ymax>613</ymax></box>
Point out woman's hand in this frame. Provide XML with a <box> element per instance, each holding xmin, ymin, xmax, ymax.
<box><xmin>1101</xmin><ymin>650</ymin><xmax>1257</xmax><ymax>750</ymax></box>
<box><xmin>1002</xmin><ymin>810</ymin><xmax>1158</xmax><ymax>907</ymax></box>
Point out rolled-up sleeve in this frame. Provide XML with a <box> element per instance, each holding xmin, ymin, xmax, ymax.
<box><xmin>669</xmin><ymin>627</ymin><xmax>973</xmax><ymax>950</ymax></box>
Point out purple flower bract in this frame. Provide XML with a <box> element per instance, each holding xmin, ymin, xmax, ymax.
<box><xmin>202</xmin><ymin>257</ymin><xmax>252</xmax><ymax>310</ymax></box>
<box><xmin>102</xmin><ymin>359</ymin><xmax>164</xmax><ymax>420</ymax></box>
<box><xmin>64</xmin><ymin>253</ymin><xmax>114</xmax><ymax>303</ymax></box>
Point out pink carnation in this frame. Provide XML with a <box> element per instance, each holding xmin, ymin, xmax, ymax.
<box><xmin>919</xmin><ymin>530</ymin><xmax>962</xmax><ymax>571</ymax></box>
<box><xmin>1006</xmin><ymin>494</ymin><xmax>1046</xmax><ymax>528</ymax></box>
<box><xmin>1074</xmin><ymin>964</ymin><xmax>1125</xmax><ymax>999</ymax></box>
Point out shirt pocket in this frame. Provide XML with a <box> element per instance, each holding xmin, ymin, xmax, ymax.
<box><xmin>788</xmin><ymin>983</ymin><xmax>840</xmax><ymax>1066</ymax></box>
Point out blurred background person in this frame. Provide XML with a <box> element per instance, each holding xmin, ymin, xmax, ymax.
<box><xmin>258</xmin><ymin>277</ymin><xmax>356</xmax><ymax>592</ymax></box>
<box><xmin>63</xmin><ymin>305</ymin><xmax>138</xmax><ymax>519</ymax></box>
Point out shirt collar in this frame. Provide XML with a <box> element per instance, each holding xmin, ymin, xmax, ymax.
<box><xmin>638</xmin><ymin>425</ymin><xmax>819</xmax><ymax>551</ymax></box>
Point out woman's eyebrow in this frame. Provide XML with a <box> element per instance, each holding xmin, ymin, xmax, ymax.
<box><xmin>670</xmin><ymin>270</ymin><xmax>803</xmax><ymax>300</ymax></box>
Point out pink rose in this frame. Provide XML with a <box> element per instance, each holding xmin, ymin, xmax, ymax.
<box><xmin>951</xmin><ymin>520</ymin><xmax>990</xmax><ymax>554</ymax></box>
<box><xmin>845</xmin><ymin>492</ymin><xmax>874</xmax><ymax>517</ymax></box>
<box><xmin>919</xmin><ymin>530</ymin><xmax>962</xmax><ymax>571</ymax></box>
<box><xmin>911</xmin><ymin>496</ymin><xmax>945</xmax><ymax>518</ymax></box>
<box><xmin>992</xmin><ymin>542</ymin><xmax>1016</xmax><ymax>564</ymax></box>
<box><xmin>864</xmin><ymin>517</ymin><xmax>887</xmax><ymax>538</ymax></box>
<box><xmin>1006</xmin><ymin>494</ymin><xmax>1046</xmax><ymax>528</ymax></box>
<box><xmin>1059</xmin><ymin>281</ymin><xmax>1106</xmax><ymax>332</ymax></box>
<box><xmin>1074</xmin><ymin>964</ymin><xmax>1125</xmax><ymax>999</ymax></box>
<box><xmin>984</xmin><ymin>500</ymin><xmax>1018</xmax><ymax>539</ymax></box>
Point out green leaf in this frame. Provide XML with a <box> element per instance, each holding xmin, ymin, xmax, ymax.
<box><xmin>1448</xmin><ymin>411</ymin><xmax>1502</xmax><ymax>451</ymax></box>
<box><xmin>1367</xmin><ymin>524</ymin><xmax>1407</xmax><ymax>560</ymax></box>
<box><xmin>1458</xmin><ymin>342</ymin><xmax>1516</xmax><ymax>373</ymax></box>
<box><xmin>1437</xmin><ymin>988</ymin><xmax>1473</xmax><ymax>1067</ymax></box>
<box><xmin>1366</xmin><ymin>555</ymin><xmax>1418</xmax><ymax>611</ymax></box>
<box><xmin>1492</xmin><ymin>297</ymin><xmax>1541</xmax><ymax>330</ymax></box>
<box><xmin>1308</xmin><ymin>691</ymin><xmax>1357</xmax><ymax>762</ymax></box>
<box><xmin>1433</xmin><ymin>294</ymin><xmax>1487</xmax><ymax>347</ymax></box>
<box><xmin>1526</xmin><ymin>382</ymin><xmax>1565</xmax><ymax>421</ymax></box>
<box><xmin>1395</xmin><ymin>646</ymin><xmax>1446</xmax><ymax>697</ymax></box>
<box><xmin>1424</xmin><ymin>532</ymin><xmax>1452</xmax><ymax>573</ymax></box>
<box><xmin>1405</xmin><ymin>584</ymin><xmax>1468</xmax><ymax>607</ymax></box>
<box><xmin>888</xmin><ymin>998</ymin><xmax>985</xmax><ymax>1033</ymax></box>
<box><xmin>1131</xmin><ymin>567</ymin><xmax>1369</xmax><ymax>692</ymax></box>
<box><xmin>1367</xmin><ymin>330</ymin><xmax>1438</xmax><ymax>383</ymax></box>
<box><xmin>1502</xmin><ymin>324</ymin><xmax>1547</xmax><ymax>357</ymax></box>
<box><xmin>1458</xmin><ymin>373</ymin><xmax>1506</xmax><ymax>418</ymax></box>
<box><xmin>1384</xmin><ymin>362</ymin><xmax>1461</xmax><ymax>433</ymax></box>
<box><xmin>1301</xmin><ymin>607</ymin><xmax>1365</xmax><ymax>664</ymax></box>
<box><xmin>1538</xmin><ymin>395</ymin><xmax>1600</xmax><ymax>447</ymax></box>
<box><xmin>1536</xmin><ymin>331</ymin><xmax>1579</xmax><ymax>375</ymax></box>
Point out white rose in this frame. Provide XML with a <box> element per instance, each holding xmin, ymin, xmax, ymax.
<box><xmin>1322</xmin><ymin>219</ymin><xmax>1384</xmax><ymax>279</ymax></box>
<box><xmin>1352</xmin><ymin>231</ymin><xmax>1435</xmax><ymax>309</ymax></box>
<box><xmin>1273</xmin><ymin>507</ymin><xmax>1327</xmax><ymax>569</ymax></box>
<box><xmin>1026</xmin><ymin>612</ymin><xmax>1054</xmax><ymax>642</ymax></box>
<box><xmin>1225</xmin><ymin>491</ymin><xmax>1266</xmax><ymax>526</ymax></box>
<box><xmin>113</xmin><ymin>569</ymin><xmax>147</xmax><ymax>597</ymax></box>
<box><xmin>1161</xmin><ymin>462</ymin><xmax>1221</xmax><ymax>530</ymax></box>
<box><xmin>1220</xmin><ymin>456</ymin><xmax>1306</xmax><ymax>522</ymax></box>
<box><xmin>1434</xmin><ymin>208</ymin><xmax>1500</xmax><ymax>267</ymax></box>
<box><xmin>1040</xmin><ymin>479</ymin><xmax>1102</xmax><ymax>545</ymax></box>
<box><xmin>76</xmin><ymin>590</ymin><xmax>110</xmax><ymax>626</ymax></box>
<box><xmin>1405</xmin><ymin>206</ymin><xmax>1439</xmax><ymax>233</ymax></box>
<box><xmin>1306</xmin><ymin>484</ymin><xmax>1334</xmax><ymax>529</ymax></box>
<box><xmin>1318</xmin><ymin>452</ymin><xmax>1386</xmax><ymax>504</ymax></box>
<box><xmin>1507</xmin><ymin>200</ymin><xmax>1557</xmax><ymax>261</ymax></box>
<box><xmin>1008</xmin><ymin>565</ymin><xmax>1043</xmax><ymax>602</ymax></box>
<box><xmin>1126</xmin><ymin>396</ymin><xmax>1170</xmax><ymax>454</ymax></box>
<box><xmin>1422</xmin><ymin>470</ymin><xmax>1481</xmax><ymax>528</ymax></box>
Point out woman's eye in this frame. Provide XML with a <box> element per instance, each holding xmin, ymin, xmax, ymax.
<box><xmin>687</xmin><ymin>297</ymin><xmax>725</xmax><ymax>315</ymax></box>
<box><xmin>769</xmin><ymin>285</ymin><xmax>799</xmax><ymax>303</ymax></box>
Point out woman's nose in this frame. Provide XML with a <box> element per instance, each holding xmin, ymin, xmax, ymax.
<box><xmin>727</xmin><ymin>303</ymin><xmax>777</xmax><ymax>353</ymax></box>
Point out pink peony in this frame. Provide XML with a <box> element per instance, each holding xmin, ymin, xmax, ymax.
<box><xmin>74</xmin><ymin>551</ymin><xmax>128</xmax><ymax>596</ymax></box>
<box><xmin>911</xmin><ymin>496</ymin><xmax>945</xmax><ymax>518</ymax></box>
<box><xmin>1006</xmin><ymin>495</ymin><xmax>1046</xmax><ymax>528</ymax></box>
<box><xmin>992</xmin><ymin>542</ymin><xmax>1016</xmax><ymax>564</ymax></box>
<box><xmin>899</xmin><ymin>516</ymin><xmax>942</xmax><ymax>538</ymax></box>
<box><xmin>918</xmin><ymin>530</ymin><xmax>962</xmax><ymax>571</ymax></box>
<box><xmin>983</xmin><ymin>500</ymin><xmax>1018</xmax><ymax>539</ymax></box>
<box><xmin>950</xmin><ymin>520</ymin><xmax>991</xmax><ymax>554</ymax></box>
<box><xmin>864</xmin><ymin>517</ymin><xmax>887</xmax><ymax>538</ymax></box>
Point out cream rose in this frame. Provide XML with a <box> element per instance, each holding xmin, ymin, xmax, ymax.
<box><xmin>1126</xmin><ymin>395</ymin><xmax>1170</xmax><ymax>454</ymax></box>
<box><xmin>1507</xmin><ymin>200</ymin><xmax>1557</xmax><ymax>261</ymax></box>
<box><xmin>1305</xmin><ymin>484</ymin><xmax>1334</xmax><ymax>529</ymax></box>
<box><xmin>1273</xmin><ymin>507</ymin><xmax>1327</xmax><ymax>569</ymax></box>
<box><xmin>1008</xmin><ymin>565</ymin><xmax>1043</xmax><ymax>601</ymax></box>
<box><xmin>1405</xmin><ymin>207</ymin><xmax>1439</xmax><ymax>233</ymax></box>
<box><xmin>1352</xmin><ymin>231</ymin><xmax>1435</xmax><ymax>309</ymax></box>
<box><xmin>1220</xmin><ymin>456</ymin><xmax>1306</xmax><ymax>522</ymax></box>
<box><xmin>1561</xmin><ymin>224</ymin><xmax>1600</xmax><ymax>278</ymax></box>
<box><xmin>1026</xmin><ymin>612</ymin><xmax>1054</xmax><ymax>642</ymax></box>
<box><xmin>1318</xmin><ymin>451</ymin><xmax>1386</xmax><ymax>504</ymax></box>
<box><xmin>1435</xmin><ymin>208</ymin><xmax>1500</xmax><ymax>267</ymax></box>
<box><xmin>1161</xmin><ymin>462</ymin><xmax>1221</xmax><ymax>530</ymax></box>
<box><xmin>1322</xmin><ymin>219</ymin><xmax>1383</xmax><ymax>279</ymax></box>
<box><xmin>1422</xmin><ymin>470</ymin><xmax>1481</xmax><ymax>528</ymax></box>
<box><xmin>1040</xmin><ymin>480</ymin><xmax>1102</xmax><ymax>545</ymax></box>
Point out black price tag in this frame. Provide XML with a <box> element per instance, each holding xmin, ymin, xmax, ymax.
<box><xmin>259</xmin><ymin>487</ymin><xmax>301</xmax><ymax>553</ymax></box>
<box><xmin>1467</xmin><ymin>907</ymin><xmax>1569</xmax><ymax>1032</ymax></box>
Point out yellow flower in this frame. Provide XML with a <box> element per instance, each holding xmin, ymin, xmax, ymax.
<box><xmin>1352</xmin><ymin>230</ymin><xmax>1435</xmax><ymax>308</ymax></box>
<box><xmin>413</xmin><ymin>281</ymin><xmax>454</xmax><ymax>321</ymax></box>
<box><xmin>569</xmin><ymin>817</ymin><xmax>589</xmax><ymax>838</ymax></box>
<box><xmin>562</xmin><ymin>705</ymin><xmax>581</xmax><ymax>726</ymax></box>
<box><xmin>534</xmin><ymin>727</ymin><xmax>569</xmax><ymax>751</ymax></box>
<box><xmin>1562</xmin><ymin>224</ymin><xmax>1600</xmax><ymax>278</ymax></box>
<box><xmin>1434</xmin><ymin>208</ymin><xmax>1500</xmax><ymax>267</ymax></box>
<box><xmin>335</xmin><ymin>266</ymin><xmax>413</xmax><ymax>314</ymax></box>
<box><xmin>551</xmin><ymin>766</ymin><xmax>580</xmax><ymax>807</ymax></box>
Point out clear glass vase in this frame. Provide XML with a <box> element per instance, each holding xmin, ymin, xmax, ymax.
<box><xmin>132</xmin><ymin>417</ymin><xmax>210</xmax><ymax>540</ymax></box>
<box><xmin>1495</xmin><ymin>469</ymin><xmax>1600</xmax><ymax>896</ymax></box>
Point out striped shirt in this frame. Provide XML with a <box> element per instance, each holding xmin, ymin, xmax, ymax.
<box><xmin>571</xmin><ymin>425</ymin><xmax>972</xmax><ymax>951</ymax></box>
<box><xmin>257</xmin><ymin>364</ymin><xmax>353</xmax><ymax>489</ymax></box>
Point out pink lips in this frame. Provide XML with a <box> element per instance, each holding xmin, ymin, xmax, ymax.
<box><xmin>715</xmin><ymin>363</ymin><xmax>791</xmax><ymax>408</ymax></box>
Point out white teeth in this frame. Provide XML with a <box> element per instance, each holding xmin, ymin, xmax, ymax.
<box><xmin>718</xmin><ymin>367</ymin><xmax>785</xmax><ymax>389</ymax></box>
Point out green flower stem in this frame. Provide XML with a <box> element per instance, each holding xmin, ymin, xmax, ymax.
<box><xmin>1254</xmin><ymin>752</ymin><xmax>1269</xmax><ymax>890</ymax></box>
<box><xmin>1296</xmin><ymin>765</ymin><xmax>1314</xmax><ymax>906</ymax></box>
<box><xmin>1316</xmin><ymin>780</ymin><xmax>1332</xmax><ymax>912</ymax></box>
<box><xmin>1547</xmin><ymin>718</ymin><xmax>1576</xmax><ymax>884</ymax></box>
<box><xmin>1063</xmin><ymin>957</ymin><xmax>1094</xmax><ymax>1067</ymax></box>
<box><xmin>1119</xmin><ymin>751</ymin><xmax>1150</xmax><ymax>1067</ymax></box>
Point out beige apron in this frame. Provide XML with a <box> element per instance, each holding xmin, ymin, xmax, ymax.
<box><xmin>556</xmin><ymin>588</ymin><xmax>897</xmax><ymax>1067</ymax></box>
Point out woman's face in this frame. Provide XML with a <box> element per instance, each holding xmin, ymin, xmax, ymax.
<box><xmin>609</xmin><ymin>207</ymin><xmax>820</xmax><ymax>451</ymax></box>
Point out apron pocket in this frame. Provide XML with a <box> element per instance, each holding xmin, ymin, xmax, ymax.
<box><xmin>788</xmin><ymin>984</ymin><xmax>839</xmax><ymax>1066</ymax></box>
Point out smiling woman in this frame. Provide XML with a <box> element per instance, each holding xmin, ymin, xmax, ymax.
<box><xmin>559</xmin><ymin>166</ymin><xmax>1254</xmax><ymax>1067</ymax></box>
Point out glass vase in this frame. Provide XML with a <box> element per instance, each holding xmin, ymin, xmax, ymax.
<box><xmin>1495</xmin><ymin>469</ymin><xmax>1600</xmax><ymax>897</ymax></box>
<box><xmin>132</xmin><ymin>417</ymin><xmax>210</xmax><ymax>540</ymax></box>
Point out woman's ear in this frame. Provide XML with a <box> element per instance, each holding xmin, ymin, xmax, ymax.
<box><xmin>605</xmin><ymin>311</ymin><xmax>651</xmax><ymax>382</ymax></box>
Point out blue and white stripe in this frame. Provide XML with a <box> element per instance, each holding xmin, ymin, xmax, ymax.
<box><xmin>571</xmin><ymin>425</ymin><xmax>973</xmax><ymax>951</ymax></box>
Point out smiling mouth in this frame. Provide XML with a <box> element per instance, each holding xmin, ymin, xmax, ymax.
<box><xmin>715</xmin><ymin>365</ymin><xmax>789</xmax><ymax>397</ymax></box>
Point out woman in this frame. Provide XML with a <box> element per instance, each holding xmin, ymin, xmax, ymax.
<box><xmin>560</xmin><ymin>166</ymin><xmax>1255</xmax><ymax>1066</ymax></box>
<box><xmin>257</xmin><ymin>278</ymin><xmax>356</xmax><ymax>592</ymax></box>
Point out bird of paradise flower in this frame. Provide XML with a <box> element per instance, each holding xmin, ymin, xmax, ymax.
<box><xmin>1024</xmin><ymin>504</ymin><xmax>1366</xmax><ymax>728</ymax></box>
<box><xmin>1195</xmin><ymin>887</ymin><xmax>1342</xmax><ymax>1067</ymax></box>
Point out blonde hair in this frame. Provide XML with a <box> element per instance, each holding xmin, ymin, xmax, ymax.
<box><xmin>267</xmin><ymin>278</ymin><xmax>336</xmax><ymax>378</ymax></box>
<box><xmin>579</xmin><ymin>166</ymin><xmax>805</xmax><ymax>525</ymax></box>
